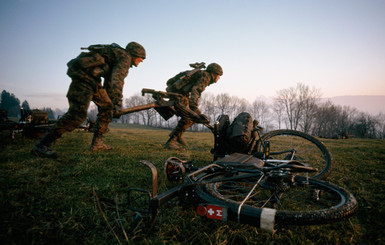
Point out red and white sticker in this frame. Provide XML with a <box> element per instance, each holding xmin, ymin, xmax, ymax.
<box><xmin>197</xmin><ymin>204</ymin><xmax>228</xmax><ymax>221</ymax></box>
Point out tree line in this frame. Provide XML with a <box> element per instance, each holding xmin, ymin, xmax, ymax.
<box><xmin>109</xmin><ymin>83</ymin><xmax>385</xmax><ymax>139</ymax></box>
<box><xmin>0</xmin><ymin>90</ymin><xmax>58</xmax><ymax>119</ymax></box>
<box><xmin>2</xmin><ymin>85</ymin><xmax>385</xmax><ymax>139</ymax></box>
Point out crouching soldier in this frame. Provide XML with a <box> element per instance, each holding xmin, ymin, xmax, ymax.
<box><xmin>31</xmin><ymin>41</ymin><xmax>146</xmax><ymax>158</ymax></box>
<box><xmin>164</xmin><ymin>63</ymin><xmax>223</xmax><ymax>150</ymax></box>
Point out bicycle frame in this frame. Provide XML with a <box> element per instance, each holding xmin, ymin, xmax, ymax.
<box><xmin>128</xmin><ymin>161</ymin><xmax>224</xmax><ymax>217</ymax></box>
<box><xmin>127</xmin><ymin>153</ymin><xmax>318</xmax><ymax>232</ymax></box>
<box><xmin>126</xmin><ymin>114</ymin><xmax>349</xmax><ymax>232</ymax></box>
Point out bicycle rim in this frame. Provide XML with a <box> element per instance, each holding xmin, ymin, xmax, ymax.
<box><xmin>197</xmin><ymin>173</ymin><xmax>357</xmax><ymax>227</ymax></box>
<box><xmin>255</xmin><ymin>130</ymin><xmax>332</xmax><ymax>179</ymax></box>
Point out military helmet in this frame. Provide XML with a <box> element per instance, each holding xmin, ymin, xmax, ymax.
<box><xmin>206</xmin><ymin>63</ymin><xmax>223</xmax><ymax>76</ymax></box>
<box><xmin>126</xmin><ymin>42</ymin><xmax>146</xmax><ymax>59</ymax></box>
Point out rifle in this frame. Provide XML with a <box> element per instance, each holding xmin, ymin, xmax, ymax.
<box><xmin>80</xmin><ymin>43</ymin><xmax>124</xmax><ymax>51</ymax></box>
<box><xmin>114</xmin><ymin>88</ymin><xmax>213</xmax><ymax>131</ymax></box>
<box><xmin>113</xmin><ymin>101</ymin><xmax>167</xmax><ymax>118</ymax></box>
<box><xmin>141</xmin><ymin>88</ymin><xmax>183</xmax><ymax>100</ymax></box>
<box><xmin>179</xmin><ymin>62</ymin><xmax>206</xmax><ymax>81</ymax></box>
<box><xmin>114</xmin><ymin>89</ymin><xmax>179</xmax><ymax>118</ymax></box>
<box><xmin>143</xmin><ymin>89</ymin><xmax>213</xmax><ymax>131</ymax></box>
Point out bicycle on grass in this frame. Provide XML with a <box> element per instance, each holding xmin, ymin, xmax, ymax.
<box><xmin>127</xmin><ymin>118</ymin><xmax>357</xmax><ymax>232</ymax></box>
<box><xmin>211</xmin><ymin>113</ymin><xmax>333</xmax><ymax>180</ymax></box>
<box><xmin>125</xmin><ymin>88</ymin><xmax>332</xmax><ymax>180</ymax></box>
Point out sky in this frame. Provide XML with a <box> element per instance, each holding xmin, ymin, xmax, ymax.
<box><xmin>1</xmin><ymin>0</ymin><xmax>384</xmax><ymax>110</ymax></box>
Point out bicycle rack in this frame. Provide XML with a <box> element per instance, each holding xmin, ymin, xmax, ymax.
<box><xmin>139</xmin><ymin>160</ymin><xmax>158</xmax><ymax>197</ymax></box>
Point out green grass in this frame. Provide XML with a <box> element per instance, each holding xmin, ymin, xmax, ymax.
<box><xmin>1</xmin><ymin>123</ymin><xmax>384</xmax><ymax>244</ymax></box>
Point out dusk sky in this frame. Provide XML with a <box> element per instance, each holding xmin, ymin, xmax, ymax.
<box><xmin>1</xmin><ymin>0</ymin><xmax>384</xmax><ymax>110</ymax></box>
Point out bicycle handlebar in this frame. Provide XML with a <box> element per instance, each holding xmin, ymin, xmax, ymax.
<box><xmin>256</xmin><ymin>160</ymin><xmax>318</xmax><ymax>173</ymax></box>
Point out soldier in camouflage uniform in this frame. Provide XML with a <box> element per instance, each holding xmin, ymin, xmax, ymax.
<box><xmin>31</xmin><ymin>42</ymin><xmax>146</xmax><ymax>158</ymax></box>
<box><xmin>165</xmin><ymin>63</ymin><xmax>223</xmax><ymax>150</ymax></box>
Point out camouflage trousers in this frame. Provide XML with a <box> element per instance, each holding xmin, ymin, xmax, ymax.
<box><xmin>52</xmin><ymin>78</ymin><xmax>114</xmax><ymax>136</ymax></box>
<box><xmin>172</xmin><ymin>95</ymin><xmax>201</xmax><ymax>136</ymax></box>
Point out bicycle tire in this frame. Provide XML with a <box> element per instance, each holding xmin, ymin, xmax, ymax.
<box><xmin>254</xmin><ymin>130</ymin><xmax>332</xmax><ymax>179</ymax></box>
<box><xmin>195</xmin><ymin>172</ymin><xmax>357</xmax><ymax>229</ymax></box>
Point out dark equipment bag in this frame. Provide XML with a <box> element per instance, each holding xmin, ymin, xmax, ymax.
<box><xmin>212</xmin><ymin>112</ymin><xmax>255</xmax><ymax>158</ymax></box>
<box><xmin>226</xmin><ymin>112</ymin><xmax>254</xmax><ymax>154</ymax></box>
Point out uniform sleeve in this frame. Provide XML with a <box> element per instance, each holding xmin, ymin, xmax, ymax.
<box><xmin>109</xmin><ymin>50</ymin><xmax>131</xmax><ymax>106</ymax></box>
<box><xmin>189</xmin><ymin>72</ymin><xmax>211</xmax><ymax>110</ymax></box>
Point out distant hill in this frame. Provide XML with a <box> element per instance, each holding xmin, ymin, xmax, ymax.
<box><xmin>324</xmin><ymin>95</ymin><xmax>385</xmax><ymax>115</ymax></box>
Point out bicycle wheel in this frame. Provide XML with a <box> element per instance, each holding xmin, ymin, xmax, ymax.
<box><xmin>255</xmin><ymin>130</ymin><xmax>332</xmax><ymax>179</ymax></box>
<box><xmin>196</xmin><ymin>172</ymin><xmax>357</xmax><ymax>229</ymax></box>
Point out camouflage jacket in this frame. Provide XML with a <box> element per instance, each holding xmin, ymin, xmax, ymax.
<box><xmin>67</xmin><ymin>45</ymin><xmax>133</xmax><ymax>106</ymax></box>
<box><xmin>96</xmin><ymin>46</ymin><xmax>133</xmax><ymax>106</ymax></box>
<box><xmin>169</xmin><ymin>70</ymin><xmax>214</xmax><ymax>109</ymax></box>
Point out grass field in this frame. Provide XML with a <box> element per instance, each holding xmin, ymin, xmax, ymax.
<box><xmin>1</xmin><ymin>123</ymin><xmax>384</xmax><ymax>244</ymax></box>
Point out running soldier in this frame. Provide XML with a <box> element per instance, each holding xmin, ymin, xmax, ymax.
<box><xmin>31</xmin><ymin>42</ymin><xmax>146</xmax><ymax>158</ymax></box>
<box><xmin>164</xmin><ymin>63</ymin><xmax>223</xmax><ymax>150</ymax></box>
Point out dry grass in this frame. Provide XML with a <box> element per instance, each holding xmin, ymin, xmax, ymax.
<box><xmin>1</xmin><ymin>123</ymin><xmax>384</xmax><ymax>244</ymax></box>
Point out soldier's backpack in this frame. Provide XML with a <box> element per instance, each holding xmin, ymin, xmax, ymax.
<box><xmin>166</xmin><ymin>62</ymin><xmax>206</xmax><ymax>93</ymax></box>
<box><xmin>76</xmin><ymin>52</ymin><xmax>105</xmax><ymax>69</ymax></box>
<box><xmin>74</xmin><ymin>43</ymin><xmax>124</xmax><ymax>69</ymax></box>
<box><xmin>166</xmin><ymin>70</ymin><xmax>189</xmax><ymax>92</ymax></box>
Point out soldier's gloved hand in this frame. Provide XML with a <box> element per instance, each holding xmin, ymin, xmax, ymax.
<box><xmin>112</xmin><ymin>104</ymin><xmax>122</xmax><ymax>118</ymax></box>
<box><xmin>199</xmin><ymin>114</ymin><xmax>210</xmax><ymax>124</ymax></box>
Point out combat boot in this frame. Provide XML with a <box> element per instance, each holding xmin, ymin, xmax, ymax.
<box><xmin>90</xmin><ymin>133</ymin><xmax>112</xmax><ymax>151</ymax></box>
<box><xmin>164</xmin><ymin>136</ymin><xmax>182</xmax><ymax>150</ymax></box>
<box><xmin>30</xmin><ymin>131</ymin><xmax>61</xmax><ymax>158</ymax></box>
<box><xmin>176</xmin><ymin>134</ymin><xmax>188</xmax><ymax>146</ymax></box>
<box><xmin>175</xmin><ymin>124</ymin><xmax>191</xmax><ymax>147</ymax></box>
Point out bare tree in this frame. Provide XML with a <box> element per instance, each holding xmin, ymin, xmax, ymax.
<box><xmin>297</xmin><ymin>83</ymin><xmax>321</xmax><ymax>133</ymax></box>
<box><xmin>272</xmin><ymin>99</ymin><xmax>284</xmax><ymax>129</ymax></box>
<box><xmin>274</xmin><ymin>83</ymin><xmax>321</xmax><ymax>131</ymax></box>
<box><xmin>275</xmin><ymin>86</ymin><xmax>298</xmax><ymax>129</ymax></box>
<box><xmin>200</xmin><ymin>93</ymin><xmax>217</xmax><ymax>123</ymax></box>
<box><xmin>114</xmin><ymin>86</ymin><xmax>384</xmax><ymax>139</ymax></box>
<box><xmin>312</xmin><ymin>102</ymin><xmax>359</xmax><ymax>138</ymax></box>
<box><xmin>215</xmin><ymin>93</ymin><xmax>233</xmax><ymax>116</ymax></box>
<box><xmin>232</xmin><ymin>97</ymin><xmax>249</xmax><ymax>118</ymax></box>
<box><xmin>335</xmin><ymin>105</ymin><xmax>357</xmax><ymax>137</ymax></box>
<box><xmin>375</xmin><ymin>112</ymin><xmax>385</xmax><ymax>139</ymax></box>
<box><xmin>141</xmin><ymin>94</ymin><xmax>157</xmax><ymax>126</ymax></box>
<box><xmin>312</xmin><ymin>101</ymin><xmax>338</xmax><ymax>138</ymax></box>
<box><xmin>124</xmin><ymin>94</ymin><xmax>146</xmax><ymax>124</ymax></box>
<box><xmin>353</xmin><ymin>112</ymin><xmax>378</xmax><ymax>138</ymax></box>
<box><xmin>249</xmin><ymin>99</ymin><xmax>270</xmax><ymax>128</ymax></box>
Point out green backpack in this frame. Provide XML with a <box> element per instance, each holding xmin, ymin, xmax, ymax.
<box><xmin>166</xmin><ymin>62</ymin><xmax>205</xmax><ymax>93</ymax></box>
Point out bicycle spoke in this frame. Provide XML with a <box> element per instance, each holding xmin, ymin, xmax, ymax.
<box><xmin>257</xmin><ymin>130</ymin><xmax>333</xmax><ymax>179</ymax></box>
<box><xmin>208</xmin><ymin>177</ymin><xmax>345</xmax><ymax>212</ymax></box>
<box><xmin>199</xmin><ymin>168</ymin><xmax>357</xmax><ymax>227</ymax></box>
